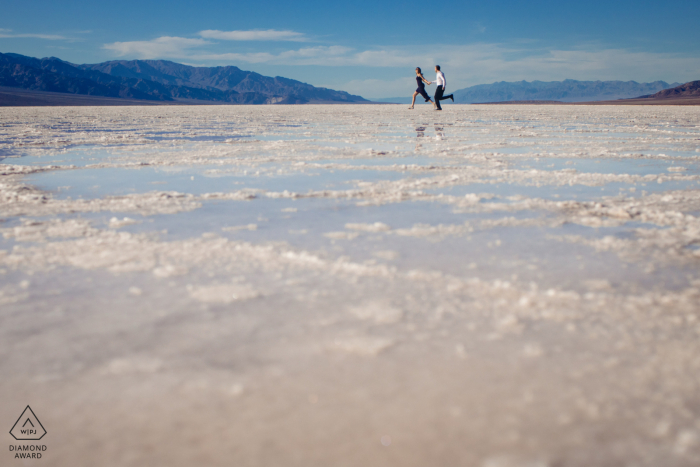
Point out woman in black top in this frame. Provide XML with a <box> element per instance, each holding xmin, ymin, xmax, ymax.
<box><xmin>409</xmin><ymin>67</ymin><xmax>434</xmax><ymax>109</ymax></box>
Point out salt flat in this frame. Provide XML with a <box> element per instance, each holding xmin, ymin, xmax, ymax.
<box><xmin>1</xmin><ymin>104</ymin><xmax>700</xmax><ymax>466</ymax></box>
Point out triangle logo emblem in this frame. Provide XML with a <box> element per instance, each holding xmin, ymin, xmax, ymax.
<box><xmin>10</xmin><ymin>406</ymin><xmax>46</xmax><ymax>441</ymax></box>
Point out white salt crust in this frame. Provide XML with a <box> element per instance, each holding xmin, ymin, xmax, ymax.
<box><xmin>1</xmin><ymin>105</ymin><xmax>700</xmax><ymax>466</ymax></box>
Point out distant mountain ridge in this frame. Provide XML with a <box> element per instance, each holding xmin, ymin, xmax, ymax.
<box><xmin>453</xmin><ymin>79</ymin><xmax>680</xmax><ymax>103</ymax></box>
<box><xmin>376</xmin><ymin>79</ymin><xmax>681</xmax><ymax>104</ymax></box>
<box><xmin>81</xmin><ymin>60</ymin><xmax>367</xmax><ymax>103</ymax></box>
<box><xmin>0</xmin><ymin>52</ymin><xmax>368</xmax><ymax>104</ymax></box>
<box><xmin>640</xmin><ymin>80</ymin><xmax>700</xmax><ymax>99</ymax></box>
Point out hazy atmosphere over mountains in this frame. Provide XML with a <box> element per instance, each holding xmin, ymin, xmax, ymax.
<box><xmin>377</xmin><ymin>79</ymin><xmax>681</xmax><ymax>104</ymax></box>
<box><xmin>0</xmin><ymin>52</ymin><xmax>368</xmax><ymax>104</ymax></box>
<box><xmin>0</xmin><ymin>52</ymin><xmax>694</xmax><ymax>106</ymax></box>
<box><xmin>451</xmin><ymin>79</ymin><xmax>680</xmax><ymax>103</ymax></box>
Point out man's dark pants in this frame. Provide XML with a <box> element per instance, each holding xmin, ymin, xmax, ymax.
<box><xmin>434</xmin><ymin>85</ymin><xmax>453</xmax><ymax>110</ymax></box>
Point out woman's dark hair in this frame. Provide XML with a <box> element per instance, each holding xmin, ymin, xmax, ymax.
<box><xmin>416</xmin><ymin>67</ymin><xmax>422</xmax><ymax>74</ymax></box>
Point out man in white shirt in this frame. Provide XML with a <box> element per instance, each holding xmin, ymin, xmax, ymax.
<box><xmin>433</xmin><ymin>65</ymin><xmax>454</xmax><ymax>110</ymax></box>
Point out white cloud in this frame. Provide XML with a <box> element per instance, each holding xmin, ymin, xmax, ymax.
<box><xmin>99</xmin><ymin>33</ymin><xmax>700</xmax><ymax>92</ymax></box>
<box><xmin>199</xmin><ymin>29</ymin><xmax>307</xmax><ymax>42</ymax></box>
<box><xmin>439</xmin><ymin>46</ymin><xmax>700</xmax><ymax>86</ymax></box>
<box><xmin>197</xmin><ymin>45</ymin><xmax>426</xmax><ymax>67</ymax></box>
<box><xmin>0</xmin><ymin>28</ymin><xmax>67</xmax><ymax>40</ymax></box>
<box><xmin>103</xmin><ymin>36</ymin><xmax>210</xmax><ymax>58</ymax></box>
<box><xmin>213</xmin><ymin>43</ymin><xmax>699</xmax><ymax>91</ymax></box>
<box><xmin>197</xmin><ymin>46</ymin><xmax>355</xmax><ymax>64</ymax></box>
<box><xmin>307</xmin><ymin>45</ymin><xmax>700</xmax><ymax>98</ymax></box>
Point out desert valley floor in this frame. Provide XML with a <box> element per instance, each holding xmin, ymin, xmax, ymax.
<box><xmin>1</xmin><ymin>104</ymin><xmax>700</xmax><ymax>466</ymax></box>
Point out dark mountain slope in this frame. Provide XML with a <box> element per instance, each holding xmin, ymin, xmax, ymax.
<box><xmin>639</xmin><ymin>80</ymin><xmax>700</xmax><ymax>99</ymax></box>
<box><xmin>82</xmin><ymin>59</ymin><xmax>366</xmax><ymax>103</ymax></box>
<box><xmin>0</xmin><ymin>53</ymin><xmax>368</xmax><ymax>105</ymax></box>
<box><xmin>0</xmin><ymin>53</ymin><xmax>244</xmax><ymax>102</ymax></box>
<box><xmin>0</xmin><ymin>53</ymin><xmax>167</xmax><ymax>100</ymax></box>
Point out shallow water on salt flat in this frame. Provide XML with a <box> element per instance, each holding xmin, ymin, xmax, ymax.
<box><xmin>23</xmin><ymin>164</ymin><xmax>414</xmax><ymax>199</ymax></box>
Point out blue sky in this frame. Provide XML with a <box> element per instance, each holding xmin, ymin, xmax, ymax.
<box><xmin>2</xmin><ymin>0</ymin><xmax>699</xmax><ymax>98</ymax></box>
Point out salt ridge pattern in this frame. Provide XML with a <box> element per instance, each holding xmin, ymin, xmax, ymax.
<box><xmin>1</xmin><ymin>105</ymin><xmax>699</xmax><ymax>466</ymax></box>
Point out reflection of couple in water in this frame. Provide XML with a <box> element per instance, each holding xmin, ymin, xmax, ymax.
<box><xmin>408</xmin><ymin>65</ymin><xmax>454</xmax><ymax>111</ymax></box>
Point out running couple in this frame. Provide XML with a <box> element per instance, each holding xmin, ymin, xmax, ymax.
<box><xmin>409</xmin><ymin>65</ymin><xmax>454</xmax><ymax>110</ymax></box>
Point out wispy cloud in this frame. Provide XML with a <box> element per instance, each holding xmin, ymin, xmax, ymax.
<box><xmin>198</xmin><ymin>29</ymin><xmax>307</xmax><ymax>42</ymax></box>
<box><xmin>0</xmin><ymin>28</ymin><xmax>67</xmax><ymax>40</ymax></box>
<box><xmin>103</xmin><ymin>36</ymin><xmax>210</xmax><ymax>58</ymax></box>
<box><xmin>100</xmin><ymin>33</ymin><xmax>700</xmax><ymax>91</ymax></box>
<box><xmin>197</xmin><ymin>46</ymin><xmax>354</xmax><ymax>64</ymax></box>
<box><xmin>205</xmin><ymin>43</ymin><xmax>700</xmax><ymax>84</ymax></box>
<box><xmin>196</xmin><ymin>44</ymin><xmax>481</xmax><ymax>68</ymax></box>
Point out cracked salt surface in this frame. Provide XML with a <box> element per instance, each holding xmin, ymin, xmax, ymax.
<box><xmin>1</xmin><ymin>105</ymin><xmax>700</xmax><ymax>467</ymax></box>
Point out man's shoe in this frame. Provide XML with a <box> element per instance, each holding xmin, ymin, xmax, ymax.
<box><xmin>449</xmin><ymin>95</ymin><xmax>454</xmax><ymax>102</ymax></box>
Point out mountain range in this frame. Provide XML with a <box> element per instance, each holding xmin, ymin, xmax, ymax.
<box><xmin>0</xmin><ymin>52</ymin><xmax>368</xmax><ymax>105</ymax></box>
<box><xmin>377</xmin><ymin>79</ymin><xmax>681</xmax><ymax>104</ymax></box>
<box><xmin>640</xmin><ymin>80</ymin><xmax>700</xmax><ymax>99</ymax></box>
<box><xmin>1</xmin><ymin>52</ymin><xmax>694</xmax><ymax>106</ymax></box>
